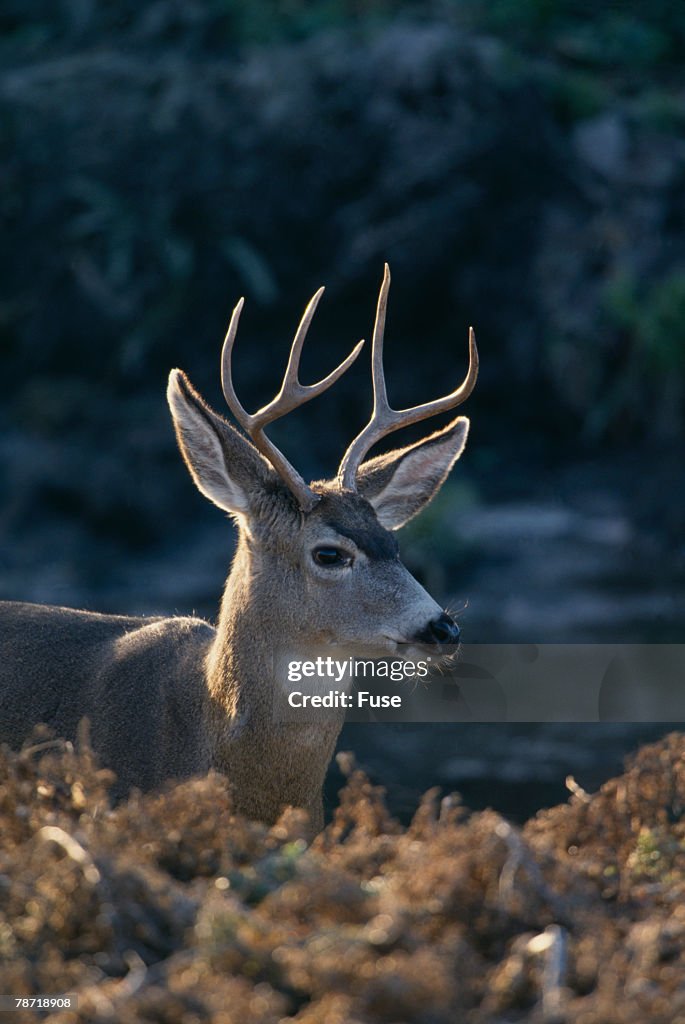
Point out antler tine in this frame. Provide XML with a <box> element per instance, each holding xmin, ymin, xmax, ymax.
<box><xmin>278</xmin><ymin>286</ymin><xmax>325</xmax><ymax>401</ymax></box>
<box><xmin>221</xmin><ymin>296</ymin><xmax>251</xmax><ymax>430</ymax></box>
<box><xmin>370</xmin><ymin>261</ymin><xmax>391</xmax><ymax>415</ymax></box>
<box><xmin>221</xmin><ymin>289</ymin><xmax>365</xmax><ymax>512</ymax></box>
<box><xmin>270</xmin><ymin>287</ymin><xmax>365</xmax><ymax>418</ymax></box>
<box><xmin>337</xmin><ymin>264</ymin><xmax>479</xmax><ymax>491</ymax></box>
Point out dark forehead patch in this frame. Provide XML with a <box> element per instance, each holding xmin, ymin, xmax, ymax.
<box><xmin>315</xmin><ymin>493</ymin><xmax>399</xmax><ymax>560</ymax></box>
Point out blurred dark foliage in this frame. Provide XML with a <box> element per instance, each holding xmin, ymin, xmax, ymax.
<box><xmin>0</xmin><ymin>1</ymin><xmax>683</xmax><ymax>615</ymax></box>
<box><xmin>2</xmin><ymin>0</ymin><xmax>685</xmax><ymax>445</ymax></box>
<box><xmin>2</xmin><ymin>729</ymin><xmax>685</xmax><ymax>1022</ymax></box>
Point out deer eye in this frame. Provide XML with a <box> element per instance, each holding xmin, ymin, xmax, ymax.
<box><xmin>312</xmin><ymin>546</ymin><xmax>353</xmax><ymax>568</ymax></box>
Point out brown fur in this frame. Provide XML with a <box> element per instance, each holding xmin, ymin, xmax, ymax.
<box><xmin>0</xmin><ymin>368</ymin><xmax>471</xmax><ymax>832</ymax></box>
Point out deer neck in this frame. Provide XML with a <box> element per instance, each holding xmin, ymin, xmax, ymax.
<box><xmin>205</xmin><ymin>535</ymin><xmax>345</xmax><ymax>822</ymax></box>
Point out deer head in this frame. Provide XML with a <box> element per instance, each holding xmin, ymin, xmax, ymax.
<box><xmin>167</xmin><ymin>266</ymin><xmax>477</xmax><ymax>658</ymax></box>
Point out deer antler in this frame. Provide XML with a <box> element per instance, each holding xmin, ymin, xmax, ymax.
<box><xmin>337</xmin><ymin>264</ymin><xmax>478</xmax><ymax>491</ymax></box>
<box><xmin>221</xmin><ymin>287</ymin><xmax>364</xmax><ymax>512</ymax></box>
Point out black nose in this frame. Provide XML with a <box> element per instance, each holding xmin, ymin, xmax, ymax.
<box><xmin>428</xmin><ymin>612</ymin><xmax>460</xmax><ymax>645</ymax></box>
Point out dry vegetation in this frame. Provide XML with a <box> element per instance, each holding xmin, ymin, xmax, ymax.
<box><xmin>1</xmin><ymin>730</ymin><xmax>685</xmax><ymax>1023</ymax></box>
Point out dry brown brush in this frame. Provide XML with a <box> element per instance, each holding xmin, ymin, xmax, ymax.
<box><xmin>1</xmin><ymin>728</ymin><xmax>685</xmax><ymax>1023</ymax></box>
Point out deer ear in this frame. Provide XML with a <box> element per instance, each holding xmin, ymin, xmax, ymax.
<box><xmin>167</xmin><ymin>369</ymin><xmax>274</xmax><ymax>517</ymax></box>
<box><xmin>356</xmin><ymin>416</ymin><xmax>469</xmax><ymax>530</ymax></box>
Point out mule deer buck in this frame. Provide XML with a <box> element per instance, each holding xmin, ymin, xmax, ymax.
<box><xmin>0</xmin><ymin>266</ymin><xmax>477</xmax><ymax>831</ymax></box>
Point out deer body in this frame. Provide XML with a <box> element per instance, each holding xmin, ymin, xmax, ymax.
<box><xmin>0</xmin><ymin>601</ymin><xmax>215</xmax><ymax>793</ymax></box>
<box><xmin>0</xmin><ymin>596</ymin><xmax>339</xmax><ymax>829</ymax></box>
<box><xmin>0</xmin><ymin>267</ymin><xmax>477</xmax><ymax>831</ymax></box>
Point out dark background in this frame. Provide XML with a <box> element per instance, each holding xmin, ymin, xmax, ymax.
<box><xmin>1</xmin><ymin>0</ymin><xmax>684</xmax><ymax>820</ymax></box>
